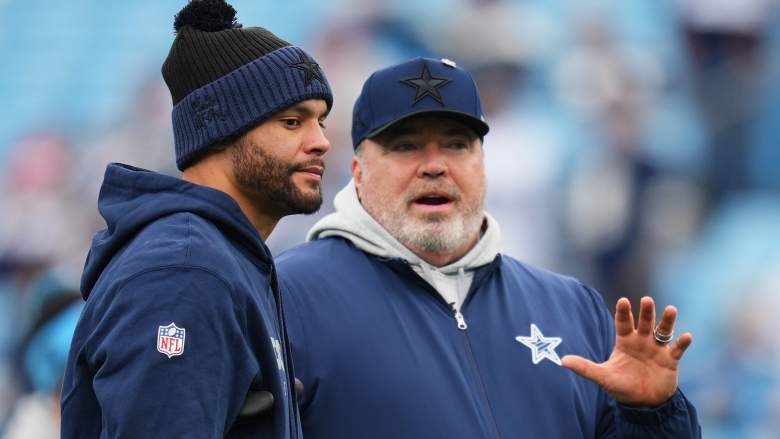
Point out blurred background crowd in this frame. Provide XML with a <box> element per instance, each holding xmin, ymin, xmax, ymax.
<box><xmin>1</xmin><ymin>0</ymin><xmax>779</xmax><ymax>437</ymax></box>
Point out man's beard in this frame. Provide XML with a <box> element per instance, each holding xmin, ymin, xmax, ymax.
<box><xmin>362</xmin><ymin>178</ymin><xmax>485</xmax><ymax>255</ymax></box>
<box><xmin>231</xmin><ymin>139</ymin><xmax>323</xmax><ymax>216</ymax></box>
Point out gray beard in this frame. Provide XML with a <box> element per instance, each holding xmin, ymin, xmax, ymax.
<box><xmin>384</xmin><ymin>208</ymin><xmax>483</xmax><ymax>254</ymax></box>
<box><xmin>363</xmin><ymin>189</ymin><xmax>485</xmax><ymax>255</ymax></box>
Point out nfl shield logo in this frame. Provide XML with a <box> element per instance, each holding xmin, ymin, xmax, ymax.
<box><xmin>157</xmin><ymin>322</ymin><xmax>186</xmax><ymax>358</ymax></box>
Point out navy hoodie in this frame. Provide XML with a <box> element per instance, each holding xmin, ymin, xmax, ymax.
<box><xmin>61</xmin><ymin>164</ymin><xmax>301</xmax><ymax>438</ymax></box>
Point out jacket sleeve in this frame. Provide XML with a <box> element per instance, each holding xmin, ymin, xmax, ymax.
<box><xmin>581</xmin><ymin>285</ymin><xmax>703</xmax><ymax>439</ymax></box>
<box><xmin>84</xmin><ymin>267</ymin><xmax>259</xmax><ymax>438</ymax></box>
<box><xmin>614</xmin><ymin>389</ymin><xmax>702</xmax><ymax>438</ymax></box>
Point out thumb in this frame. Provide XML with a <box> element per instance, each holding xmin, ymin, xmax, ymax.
<box><xmin>562</xmin><ymin>355</ymin><xmax>605</xmax><ymax>386</ymax></box>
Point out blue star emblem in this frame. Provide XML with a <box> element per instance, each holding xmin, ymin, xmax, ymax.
<box><xmin>400</xmin><ymin>61</ymin><xmax>451</xmax><ymax>105</ymax></box>
<box><xmin>515</xmin><ymin>323</ymin><xmax>562</xmax><ymax>366</ymax></box>
<box><xmin>289</xmin><ymin>54</ymin><xmax>323</xmax><ymax>86</ymax></box>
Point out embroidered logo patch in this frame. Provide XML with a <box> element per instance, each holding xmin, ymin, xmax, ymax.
<box><xmin>157</xmin><ymin>322</ymin><xmax>186</xmax><ymax>358</ymax></box>
<box><xmin>400</xmin><ymin>61</ymin><xmax>451</xmax><ymax>106</ymax></box>
<box><xmin>191</xmin><ymin>93</ymin><xmax>225</xmax><ymax>129</ymax></box>
<box><xmin>288</xmin><ymin>54</ymin><xmax>323</xmax><ymax>86</ymax></box>
<box><xmin>515</xmin><ymin>323</ymin><xmax>562</xmax><ymax>366</ymax></box>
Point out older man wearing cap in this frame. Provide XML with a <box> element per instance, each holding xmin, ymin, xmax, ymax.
<box><xmin>61</xmin><ymin>1</ymin><xmax>332</xmax><ymax>437</ymax></box>
<box><xmin>276</xmin><ymin>57</ymin><xmax>700</xmax><ymax>438</ymax></box>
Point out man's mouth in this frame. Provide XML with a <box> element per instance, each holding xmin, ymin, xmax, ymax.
<box><xmin>414</xmin><ymin>195</ymin><xmax>451</xmax><ymax>205</ymax></box>
<box><xmin>411</xmin><ymin>191</ymin><xmax>456</xmax><ymax>210</ymax></box>
<box><xmin>296</xmin><ymin>166</ymin><xmax>324</xmax><ymax>177</ymax></box>
<box><xmin>293</xmin><ymin>161</ymin><xmax>325</xmax><ymax>181</ymax></box>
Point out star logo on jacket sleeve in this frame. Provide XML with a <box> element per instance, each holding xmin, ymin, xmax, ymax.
<box><xmin>289</xmin><ymin>54</ymin><xmax>323</xmax><ymax>86</ymax></box>
<box><xmin>400</xmin><ymin>62</ymin><xmax>451</xmax><ymax>105</ymax></box>
<box><xmin>515</xmin><ymin>323</ymin><xmax>562</xmax><ymax>366</ymax></box>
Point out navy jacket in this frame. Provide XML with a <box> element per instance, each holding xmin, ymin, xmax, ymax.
<box><xmin>61</xmin><ymin>164</ymin><xmax>301</xmax><ymax>438</ymax></box>
<box><xmin>277</xmin><ymin>237</ymin><xmax>700</xmax><ymax>438</ymax></box>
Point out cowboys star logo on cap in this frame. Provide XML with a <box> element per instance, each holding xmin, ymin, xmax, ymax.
<box><xmin>400</xmin><ymin>61</ymin><xmax>451</xmax><ymax>105</ymax></box>
<box><xmin>288</xmin><ymin>53</ymin><xmax>324</xmax><ymax>86</ymax></box>
<box><xmin>157</xmin><ymin>322</ymin><xmax>186</xmax><ymax>358</ymax></box>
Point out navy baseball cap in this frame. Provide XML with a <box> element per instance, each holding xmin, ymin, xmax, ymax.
<box><xmin>351</xmin><ymin>57</ymin><xmax>490</xmax><ymax>149</ymax></box>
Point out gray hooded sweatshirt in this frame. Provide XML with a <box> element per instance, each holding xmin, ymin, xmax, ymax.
<box><xmin>307</xmin><ymin>180</ymin><xmax>502</xmax><ymax>328</ymax></box>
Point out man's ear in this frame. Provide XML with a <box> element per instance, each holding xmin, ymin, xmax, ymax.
<box><xmin>352</xmin><ymin>155</ymin><xmax>363</xmax><ymax>195</ymax></box>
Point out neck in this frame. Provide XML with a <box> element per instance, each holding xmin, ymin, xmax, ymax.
<box><xmin>181</xmin><ymin>155</ymin><xmax>279</xmax><ymax>240</ymax></box>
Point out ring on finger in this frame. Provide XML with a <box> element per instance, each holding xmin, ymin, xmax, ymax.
<box><xmin>653</xmin><ymin>327</ymin><xmax>673</xmax><ymax>344</ymax></box>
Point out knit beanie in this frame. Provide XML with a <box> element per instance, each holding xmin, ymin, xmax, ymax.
<box><xmin>162</xmin><ymin>0</ymin><xmax>333</xmax><ymax>170</ymax></box>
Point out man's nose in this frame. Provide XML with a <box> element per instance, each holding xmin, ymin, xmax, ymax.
<box><xmin>303</xmin><ymin>123</ymin><xmax>331</xmax><ymax>156</ymax></box>
<box><xmin>417</xmin><ymin>143</ymin><xmax>447</xmax><ymax>178</ymax></box>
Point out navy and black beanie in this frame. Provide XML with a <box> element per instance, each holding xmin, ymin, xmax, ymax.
<box><xmin>162</xmin><ymin>0</ymin><xmax>333</xmax><ymax>170</ymax></box>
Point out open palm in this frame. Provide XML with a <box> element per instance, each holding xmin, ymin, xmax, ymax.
<box><xmin>562</xmin><ymin>297</ymin><xmax>693</xmax><ymax>407</ymax></box>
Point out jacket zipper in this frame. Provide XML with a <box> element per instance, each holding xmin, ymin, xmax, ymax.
<box><xmin>461</xmin><ymin>329</ymin><xmax>503</xmax><ymax>439</ymax></box>
<box><xmin>452</xmin><ymin>304</ymin><xmax>468</xmax><ymax>330</ymax></box>
<box><xmin>402</xmin><ymin>261</ymin><xmax>501</xmax><ymax>438</ymax></box>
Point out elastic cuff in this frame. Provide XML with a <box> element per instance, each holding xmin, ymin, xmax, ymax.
<box><xmin>617</xmin><ymin>389</ymin><xmax>688</xmax><ymax>426</ymax></box>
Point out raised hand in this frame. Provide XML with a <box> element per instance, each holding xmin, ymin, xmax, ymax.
<box><xmin>561</xmin><ymin>296</ymin><xmax>693</xmax><ymax>407</ymax></box>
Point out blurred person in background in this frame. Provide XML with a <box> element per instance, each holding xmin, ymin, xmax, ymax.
<box><xmin>4</xmin><ymin>272</ymin><xmax>81</xmax><ymax>439</ymax></box>
<box><xmin>678</xmin><ymin>0</ymin><xmax>777</xmax><ymax>207</ymax></box>
<box><xmin>552</xmin><ymin>17</ymin><xmax>701</xmax><ymax>308</ymax></box>
<box><xmin>0</xmin><ymin>131</ymin><xmax>87</xmax><ymax>431</ymax></box>
<box><xmin>60</xmin><ymin>0</ymin><xmax>332</xmax><ymax>437</ymax></box>
<box><xmin>654</xmin><ymin>197</ymin><xmax>780</xmax><ymax>438</ymax></box>
<box><xmin>278</xmin><ymin>57</ymin><xmax>700</xmax><ymax>438</ymax></box>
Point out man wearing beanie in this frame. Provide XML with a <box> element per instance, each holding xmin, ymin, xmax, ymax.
<box><xmin>276</xmin><ymin>57</ymin><xmax>701</xmax><ymax>438</ymax></box>
<box><xmin>61</xmin><ymin>1</ymin><xmax>332</xmax><ymax>437</ymax></box>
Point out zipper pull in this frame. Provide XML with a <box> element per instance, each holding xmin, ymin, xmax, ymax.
<box><xmin>453</xmin><ymin>308</ymin><xmax>468</xmax><ymax>330</ymax></box>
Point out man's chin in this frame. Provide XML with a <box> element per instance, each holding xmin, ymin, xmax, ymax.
<box><xmin>289</xmin><ymin>192</ymin><xmax>323</xmax><ymax>215</ymax></box>
<box><xmin>409</xmin><ymin>212</ymin><xmax>451</xmax><ymax>224</ymax></box>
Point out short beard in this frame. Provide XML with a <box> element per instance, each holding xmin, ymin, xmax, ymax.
<box><xmin>359</xmin><ymin>163</ymin><xmax>485</xmax><ymax>256</ymax></box>
<box><xmin>388</xmin><ymin>205</ymin><xmax>484</xmax><ymax>254</ymax></box>
<box><xmin>230</xmin><ymin>138</ymin><xmax>323</xmax><ymax>217</ymax></box>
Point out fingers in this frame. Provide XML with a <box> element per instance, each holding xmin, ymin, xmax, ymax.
<box><xmin>670</xmin><ymin>333</ymin><xmax>693</xmax><ymax>361</ymax></box>
<box><xmin>615</xmin><ymin>297</ymin><xmax>690</xmax><ymax>357</ymax></box>
<box><xmin>614</xmin><ymin>297</ymin><xmax>634</xmax><ymax>337</ymax></box>
<box><xmin>637</xmin><ymin>296</ymin><xmax>655</xmax><ymax>336</ymax></box>
<box><xmin>562</xmin><ymin>355</ymin><xmax>605</xmax><ymax>386</ymax></box>
<box><xmin>655</xmin><ymin>305</ymin><xmax>677</xmax><ymax>339</ymax></box>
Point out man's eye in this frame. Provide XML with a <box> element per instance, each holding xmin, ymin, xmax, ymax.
<box><xmin>282</xmin><ymin>119</ymin><xmax>301</xmax><ymax>128</ymax></box>
<box><xmin>447</xmin><ymin>142</ymin><xmax>467</xmax><ymax>150</ymax></box>
<box><xmin>391</xmin><ymin>143</ymin><xmax>417</xmax><ymax>152</ymax></box>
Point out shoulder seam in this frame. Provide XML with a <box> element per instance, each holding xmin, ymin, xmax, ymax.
<box><xmin>116</xmin><ymin>264</ymin><xmax>241</xmax><ymax>310</ymax></box>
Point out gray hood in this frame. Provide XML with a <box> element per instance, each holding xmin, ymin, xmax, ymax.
<box><xmin>308</xmin><ymin>180</ymin><xmax>502</xmax><ymax>315</ymax></box>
